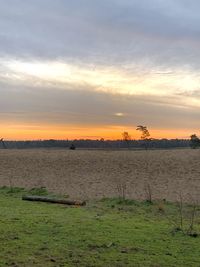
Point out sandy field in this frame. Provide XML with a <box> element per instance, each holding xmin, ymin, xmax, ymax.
<box><xmin>0</xmin><ymin>148</ymin><xmax>200</xmax><ymax>203</ymax></box>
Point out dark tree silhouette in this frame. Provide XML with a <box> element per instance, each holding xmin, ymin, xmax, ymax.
<box><xmin>122</xmin><ymin>131</ymin><xmax>131</xmax><ymax>149</ymax></box>
<box><xmin>136</xmin><ymin>125</ymin><xmax>151</xmax><ymax>150</ymax></box>
<box><xmin>190</xmin><ymin>134</ymin><xmax>200</xmax><ymax>149</ymax></box>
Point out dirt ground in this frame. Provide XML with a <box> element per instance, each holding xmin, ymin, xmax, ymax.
<box><xmin>0</xmin><ymin>148</ymin><xmax>200</xmax><ymax>203</ymax></box>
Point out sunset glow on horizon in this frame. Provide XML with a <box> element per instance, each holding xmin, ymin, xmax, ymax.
<box><xmin>1</xmin><ymin>0</ymin><xmax>200</xmax><ymax>140</ymax></box>
<box><xmin>0</xmin><ymin>122</ymin><xmax>196</xmax><ymax>141</ymax></box>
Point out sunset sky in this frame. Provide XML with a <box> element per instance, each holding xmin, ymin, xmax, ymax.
<box><xmin>1</xmin><ymin>0</ymin><xmax>200</xmax><ymax>140</ymax></box>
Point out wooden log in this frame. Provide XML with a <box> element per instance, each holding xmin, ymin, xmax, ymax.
<box><xmin>22</xmin><ymin>195</ymin><xmax>86</xmax><ymax>206</ymax></box>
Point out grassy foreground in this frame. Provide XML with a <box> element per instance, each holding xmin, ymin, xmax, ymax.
<box><xmin>0</xmin><ymin>187</ymin><xmax>200</xmax><ymax>267</ymax></box>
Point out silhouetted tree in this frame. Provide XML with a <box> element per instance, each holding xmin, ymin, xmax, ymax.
<box><xmin>122</xmin><ymin>132</ymin><xmax>131</xmax><ymax>149</ymax></box>
<box><xmin>136</xmin><ymin>125</ymin><xmax>151</xmax><ymax>150</ymax></box>
<box><xmin>190</xmin><ymin>134</ymin><xmax>200</xmax><ymax>149</ymax></box>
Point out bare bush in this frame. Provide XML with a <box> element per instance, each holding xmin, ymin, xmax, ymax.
<box><xmin>166</xmin><ymin>192</ymin><xmax>199</xmax><ymax>237</ymax></box>
<box><xmin>145</xmin><ymin>183</ymin><xmax>153</xmax><ymax>203</ymax></box>
<box><xmin>116</xmin><ymin>181</ymin><xmax>127</xmax><ymax>200</ymax></box>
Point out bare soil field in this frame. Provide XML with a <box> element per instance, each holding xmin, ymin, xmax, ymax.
<box><xmin>0</xmin><ymin>148</ymin><xmax>200</xmax><ymax>202</ymax></box>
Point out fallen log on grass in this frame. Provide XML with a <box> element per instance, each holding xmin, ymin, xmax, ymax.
<box><xmin>22</xmin><ymin>195</ymin><xmax>86</xmax><ymax>206</ymax></box>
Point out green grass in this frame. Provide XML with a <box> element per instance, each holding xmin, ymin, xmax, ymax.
<box><xmin>0</xmin><ymin>187</ymin><xmax>200</xmax><ymax>266</ymax></box>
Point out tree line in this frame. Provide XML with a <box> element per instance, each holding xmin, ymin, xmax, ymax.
<box><xmin>0</xmin><ymin>125</ymin><xmax>198</xmax><ymax>149</ymax></box>
<box><xmin>0</xmin><ymin>138</ymin><xmax>190</xmax><ymax>149</ymax></box>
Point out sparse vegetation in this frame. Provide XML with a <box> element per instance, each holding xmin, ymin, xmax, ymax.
<box><xmin>166</xmin><ymin>193</ymin><xmax>199</xmax><ymax>237</ymax></box>
<box><xmin>116</xmin><ymin>180</ymin><xmax>127</xmax><ymax>200</ymax></box>
<box><xmin>144</xmin><ymin>183</ymin><xmax>153</xmax><ymax>204</ymax></box>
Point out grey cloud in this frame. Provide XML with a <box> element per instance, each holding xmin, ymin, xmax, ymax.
<box><xmin>0</xmin><ymin>83</ymin><xmax>198</xmax><ymax>130</ymax></box>
<box><xmin>0</xmin><ymin>0</ymin><xmax>200</xmax><ymax>69</ymax></box>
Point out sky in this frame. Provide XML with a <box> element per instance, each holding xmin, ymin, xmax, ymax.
<box><xmin>1</xmin><ymin>0</ymin><xmax>200</xmax><ymax>140</ymax></box>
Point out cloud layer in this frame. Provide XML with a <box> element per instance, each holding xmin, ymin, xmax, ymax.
<box><xmin>0</xmin><ymin>0</ymin><xmax>200</xmax><ymax>139</ymax></box>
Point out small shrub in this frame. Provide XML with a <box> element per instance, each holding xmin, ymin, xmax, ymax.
<box><xmin>28</xmin><ymin>187</ymin><xmax>49</xmax><ymax>196</ymax></box>
<box><xmin>0</xmin><ymin>186</ymin><xmax>25</xmax><ymax>195</ymax></box>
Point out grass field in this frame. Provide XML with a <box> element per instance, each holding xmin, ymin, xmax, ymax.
<box><xmin>1</xmin><ymin>187</ymin><xmax>200</xmax><ymax>267</ymax></box>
